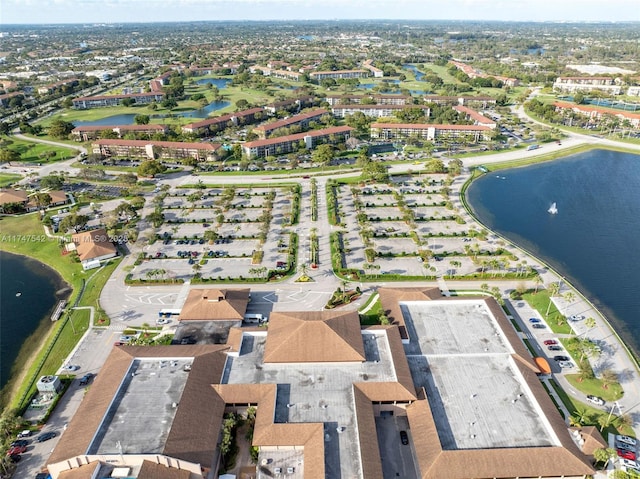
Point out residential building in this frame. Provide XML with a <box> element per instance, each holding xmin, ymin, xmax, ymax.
<box><xmin>181</xmin><ymin>107</ymin><xmax>265</xmax><ymax>136</ymax></box>
<box><xmin>47</xmin><ymin>289</ymin><xmax>597</xmax><ymax>479</ymax></box>
<box><xmin>37</xmin><ymin>78</ymin><xmax>78</xmax><ymax>95</ymax></box>
<box><xmin>424</xmin><ymin>95</ymin><xmax>497</xmax><ymax>108</ymax></box>
<box><xmin>553</xmin><ymin>101</ymin><xmax>640</xmax><ymax>128</ymax></box>
<box><xmin>453</xmin><ymin>105</ymin><xmax>497</xmax><ymax>128</ymax></box>
<box><xmin>242</xmin><ymin>125</ymin><xmax>353</xmax><ymax>158</ymax></box>
<box><xmin>324</xmin><ymin>94</ymin><xmax>411</xmax><ymax>106</ymax></box>
<box><xmin>553</xmin><ymin>77</ymin><xmax>623</xmax><ymax>95</ymax></box>
<box><xmin>0</xmin><ymin>91</ymin><xmax>23</xmax><ymax>107</ymax></box>
<box><xmin>449</xmin><ymin>60</ymin><xmax>519</xmax><ymax>87</ymax></box>
<box><xmin>249</xmin><ymin>66</ymin><xmax>303</xmax><ymax>81</ymax></box>
<box><xmin>253</xmin><ymin>109</ymin><xmax>329</xmax><ymax>139</ymax></box>
<box><xmin>71</xmin><ymin>124</ymin><xmax>168</xmax><ymax>142</ymax></box>
<box><xmin>263</xmin><ymin>96</ymin><xmax>315</xmax><ymax>114</ymax></box>
<box><xmin>627</xmin><ymin>86</ymin><xmax>640</xmax><ymax>97</ymax></box>
<box><xmin>91</xmin><ymin>139</ymin><xmax>222</xmax><ymax>162</ymax></box>
<box><xmin>370</xmin><ymin>122</ymin><xmax>491</xmax><ymax>142</ymax></box>
<box><xmin>331</xmin><ymin>104</ymin><xmax>430</xmax><ymax>119</ymax></box>
<box><xmin>310</xmin><ymin>70</ymin><xmax>369</xmax><ymax>81</ymax></box>
<box><xmin>73</xmin><ymin>92</ymin><xmax>165</xmax><ymax>109</ymax></box>
<box><xmin>362</xmin><ymin>59</ymin><xmax>384</xmax><ymax>78</ymax></box>
<box><xmin>70</xmin><ymin>228</ymin><xmax>117</xmax><ymax>270</ymax></box>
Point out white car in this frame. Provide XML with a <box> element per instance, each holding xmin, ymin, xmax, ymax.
<box><xmin>569</xmin><ymin>315</ymin><xmax>584</xmax><ymax>321</ymax></box>
<box><xmin>156</xmin><ymin>318</ymin><xmax>171</xmax><ymax>325</ymax></box>
<box><xmin>586</xmin><ymin>395</ymin><xmax>605</xmax><ymax>406</ymax></box>
<box><xmin>619</xmin><ymin>458</ymin><xmax>640</xmax><ymax>472</ymax></box>
<box><xmin>617</xmin><ymin>435</ymin><xmax>638</xmax><ymax>447</ymax></box>
<box><xmin>558</xmin><ymin>361</ymin><xmax>574</xmax><ymax>369</ymax></box>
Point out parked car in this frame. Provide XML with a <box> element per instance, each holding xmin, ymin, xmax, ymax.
<box><xmin>119</xmin><ymin>335</ymin><xmax>135</xmax><ymax>343</ymax></box>
<box><xmin>400</xmin><ymin>430</ymin><xmax>409</xmax><ymax>445</ymax></box>
<box><xmin>156</xmin><ymin>318</ymin><xmax>171</xmax><ymax>325</ymax></box>
<box><xmin>7</xmin><ymin>445</ymin><xmax>26</xmax><ymax>456</ymax></box>
<box><xmin>618</xmin><ymin>449</ymin><xmax>637</xmax><ymax>461</ymax></box>
<box><xmin>8</xmin><ymin>454</ymin><xmax>21</xmax><ymax>463</ymax></box>
<box><xmin>10</xmin><ymin>439</ymin><xmax>29</xmax><ymax>447</ymax></box>
<box><xmin>529</xmin><ymin>318</ymin><xmax>541</xmax><ymax>323</ymax></box>
<box><xmin>544</xmin><ymin>340</ymin><xmax>558</xmax><ymax>346</ymax></box>
<box><xmin>547</xmin><ymin>345</ymin><xmax>562</xmax><ymax>351</ymax></box>
<box><xmin>17</xmin><ymin>430</ymin><xmax>32</xmax><ymax>438</ymax></box>
<box><xmin>64</xmin><ymin>364</ymin><xmax>80</xmax><ymax>371</ymax></box>
<box><xmin>78</xmin><ymin>373</ymin><xmax>94</xmax><ymax>386</ymax></box>
<box><xmin>618</xmin><ymin>441</ymin><xmax>637</xmax><ymax>452</ymax></box>
<box><xmin>553</xmin><ymin>356</ymin><xmax>570</xmax><ymax>362</ymax></box>
<box><xmin>619</xmin><ymin>458</ymin><xmax>640</xmax><ymax>472</ymax></box>
<box><xmin>532</xmin><ymin>324</ymin><xmax>546</xmax><ymax>329</ymax></box>
<box><xmin>617</xmin><ymin>435</ymin><xmax>638</xmax><ymax>447</ymax></box>
<box><xmin>35</xmin><ymin>431</ymin><xmax>57</xmax><ymax>443</ymax></box>
<box><xmin>586</xmin><ymin>395</ymin><xmax>605</xmax><ymax>406</ymax></box>
<box><xmin>569</xmin><ymin>315</ymin><xmax>584</xmax><ymax>321</ymax></box>
<box><xmin>558</xmin><ymin>361</ymin><xmax>574</xmax><ymax>369</ymax></box>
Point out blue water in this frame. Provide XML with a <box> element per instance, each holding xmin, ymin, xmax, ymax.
<box><xmin>73</xmin><ymin>100</ymin><xmax>231</xmax><ymax>126</ymax></box>
<box><xmin>0</xmin><ymin>252</ymin><xmax>68</xmax><ymax>389</ymax></box>
<box><xmin>403</xmin><ymin>64</ymin><xmax>425</xmax><ymax>81</ymax></box>
<box><xmin>466</xmin><ymin>149</ymin><xmax>640</xmax><ymax>355</ymax></box>
<box><xmin>195</xmin><ymin>78</ymin><xmax>231</xmax><ymax>88</ymax></box>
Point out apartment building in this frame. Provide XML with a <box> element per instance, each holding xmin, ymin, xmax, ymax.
<box><xmin>71</xmin><ymin>124</ymin><xmax>169</xmax><ymax>142</ymax></box>
<box><xmin>181</xmin><ymin>107</ymin><xmax>265</xmax><ymax>136</ymax></box>
<box><xmin>554</xmin><ymin>101</ymin><xmax>640</xmax><ymax>128</ymax></box>
<box><xmin>263</xmin><ymin>96</ymin><xmax>316</xmax><ymax>114</ymax></box>
<box><xmin>73</xmin><ymin>92</ymin><xmax>165</xmax><ymax>109</ymax></box>
<box><xmin>553</xmin><ymin>77</ymin><xmax>623</xmax><ymax>95</ymax></box>
<box><xmin>324</xmin><ymin>94</ymin><xmax>411</xmax><ymax>106</ymax></box>
<box><xmin>453</xmin><ymin>105</ymin><xmax>497</xmax><ymax>128</ymax></box>
<box><xmin>242</xmin><ymin>125</ymin><xmax>354</xmax><ymax>158</ymax></box>
<box><xmin>424</xmin><ymin>95</ymin><xmax>497</xmax><ymax>109</ymax></box>
<box><xmin>91</xmin><ymin>139</ymin><xmax>222</xmax><ymax>162</ymax></box>
<box><xmin>362</xmin><ymin>59</ymin><xmax>384</xmax><ymax>78</ymax></box>
<box><xmin>37</xmin><ymin>78</ymin><xmax>79</xmax><ymax>95</ymax></box>
<box><xmin>253</xmin><ymin>109</ymin><xmax>329</xmax><ymax>139</ymax></box>
<box><xmin>249</xmin><ymin>66</ymin><xmax>302</xmax><ymax>81</ymax></box>
<box><xmin>370</xmin><ymin>122</ymin><xmax>491</xmax><ymax>142</ymax></box>
<box><xmin>332</xmin><ymin>104</ymin><xmax>430</xmax><ymax>119</ymax></box>
<box><xmin>310</xmin><ymin>70</ymin><xmax>369</xmax><ymax>81</ymax></box>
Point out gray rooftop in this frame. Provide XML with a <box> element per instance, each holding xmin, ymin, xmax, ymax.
<box><xmin>402</xmin><ymin>299</ymin><xmax>561</xmax><ymax>450</ymax></box>
<box><xmin>223</xmin><ymin>330</ymin><xmax>398</xmax><ymax>479</ymax></box>
<box><xmin>88</xmin><ymin>358</ymin><xmax>193</xmax><ymax>455</ymax></box>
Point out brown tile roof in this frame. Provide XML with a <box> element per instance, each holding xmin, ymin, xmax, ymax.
<box><xmin>263</xmin><ymin>310</ymin><xmax>365</xmax><ymax>363</ymax></box>
<box><xmin>47</xmin><ymin>190</ymin><xmax>68</xmax><ymax>204</ymax></box>
<box><xmin>138</xmin><ymin>460</ymin><xmax>192</xmax><ymax>479</ymax></box>
<box><xmin>57</xmin><ymin>461</ymin><xmax>101</xmax><ymax>479</ymax></box>
<box><xmin>243</xmin><ymin>126</ymin><xmax>354</xmax><ymax>149</ymax></box>
<box><xmin>178</xmin><ymin>288</ymin><xmax>250</xmax><ymax>321</ymax></box>
<box><xmin>71</xmin><ymin>228</ymin><xmax>117</xmax><ymax>262</ymax></box>
<box><xmin>183</xmin><ymin>107</ymin><xmax>264</xmax><ymax>130</ymax></box>
<box><xmin>253</xmin><ymin>108</ymin><xmax>328</xmax><ymax>132</ymax></box>
<box><xmin>575</xmin><ymin>426</ymin><xmax>607</xmax><ymax>456</ymax></box>
<box><xmin>352</xmin><ymin>386</ymin><xmax>384</xmax><ymax>479</ymax></box>
<box><xmin>72</xmin><ymin>124</ymin><xmax>167</xmax><ymax>132</ymax></box>
<box><xmin>0</xmin><ymin>189</ymin><xmax>27</xmax><ymax>205</ymax></box>
<box><xmin>48</xmin><ymin>345</ymin><xmax>229</xmax><ymax>468</ymax></box>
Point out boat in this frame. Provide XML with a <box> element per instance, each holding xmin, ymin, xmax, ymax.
<box><xmin>548</xmin><ymin>202</ymin><xmax>558</xmax><ymax>214</ymax></box>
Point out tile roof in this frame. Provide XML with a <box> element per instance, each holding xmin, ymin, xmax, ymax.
<box><xmin>253</xmin><ymin>109</ymin><xmax>328</xmax><ymax>132</ymax></box>
<box><xmin>92</xmin><ymin>139</ymin><xmax>221</xmax><ymax>150</ymax></box>
<box><xmin>243</xmin><ymin>125</ymin><xmax>353</xmax><ymax>149</ymax></box>
<box><xmin>264</xmin><ymin>310</ymin><xmax>365</xmax><ymax>363</ymax></box>
<box><xmin>371</xmin><ymin>122</ymin><xmax>491</xmax><ymax>131</ymax></box>
<box><xmin>71</xmin><ymin>228</ymin><xmax>117</xmax><ymax>262</ymax></box>
<box><xmin>0</xmin><ymin>189</ymin><xmax>27</xmax><ymax>205</ymax></box>
<box><xmin>178</xmin><ymin>288</ymin><xmax>250</xmax><ymax>321</ymax></box>
<box><xmin>138</xmin><ymin>460</ymin><xmax>192</xmax><ymax>479</ymax></box>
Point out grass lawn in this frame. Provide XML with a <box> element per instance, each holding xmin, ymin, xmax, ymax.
<box><xmin>1</xmin><ymin>135</ymin><xmax>77</xmax><ymax>163</ymax></box>
<box><xmin>522</xmin><ymin>290</ymin><xmax>573</xmax><ymax>335</ymax></box>
<box><xmin>0</xmin><ymin>173</ymin><xmax>21</xmax><ymax>187</ymax></box>
<box><xmin>359</xmin><ymin>294</ymin><xmax>382</xmax><ymax>325</ymax></box>
<box><xmin>565</xmin><ymin>374</ymin><xmax>624</xmax><ymax>402</ymax></box>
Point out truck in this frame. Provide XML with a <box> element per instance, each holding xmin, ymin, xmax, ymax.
<box><xmin>244</xmin><ymin>313</ymin><xmax>266</xmax><ymax>324</ymax></box>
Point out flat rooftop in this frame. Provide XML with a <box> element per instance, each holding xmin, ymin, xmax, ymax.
<box><xmin>402</xmin><ymin>299</ymin><xmax>560</xmax><ymax>450</ymax></box>
<box><xmin>88</xmin><ymin>358</ymin><xmax>193</xmax><ymax>455</ymax></box>
<box><xmin>223</xmin><ymin>330</ymin><xmax>398</xmax><ymax>479</ymax></box>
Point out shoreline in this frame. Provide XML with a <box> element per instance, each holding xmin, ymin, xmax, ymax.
<box><xmin>460</xmin><ymin>158</ymin><xmax>640</xmax><ymax>367</ymax></box>
<box><xmin>0</xmin><ymin>250</ymin><xmax>72</xmax><ymax>411</ymax></box>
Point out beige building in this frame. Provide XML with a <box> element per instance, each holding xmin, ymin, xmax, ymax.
<box><xmin>70</xmin><ymin>228</ymin><xmax>117</xmax><ymax>270</ymax></box>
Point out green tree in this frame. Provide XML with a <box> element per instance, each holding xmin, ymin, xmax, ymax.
<box><xmin>48</xmin><ymin>119</ymin><xmax>75</xmax><ymax>139</ymax></box>
<box><xmin>0</xmin><ymin>148</ymin><xmax>21</xmax><ymax>163</ymax></box>
<box><xmin>40</xmin><ymin>174</ymin><xmax>64</xmax><ymax>190</ymax></box>
<box><xmin>593</xmin><ymin>447</ymin><xmax>617</xmax><ymax>469</ymax></box>
<box><xmin>32</xmin><ymin>192</ymin><xmax>52</xmax><ymax>209</ymax></box>
<box><xmin>137</xmin><ymin>159</ymin><xmax>166</xmax><ymax>178</ymax></box>
<box><xmin>134</xmin><ymin>114</ymin><xmax>150</xmax><ymax>125</ymax></box>
<box><xmin>312</xmin><ymin>144</ymin><xmax>334</xmax><ymax>166</ymax></box>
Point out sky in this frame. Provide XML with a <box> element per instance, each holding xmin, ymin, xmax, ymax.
<box><xmin>3</xmin><ymin>0</ymin><xmax>640</xmax><ymax>25</ymax></box>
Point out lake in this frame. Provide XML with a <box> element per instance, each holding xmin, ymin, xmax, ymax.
<box><xmin>466</xmin><ymin>149</ymin><xmax>640</xmax><ymax>356</ymax></box>
<box><xmin>195</xmin><ymin>78</ymin><xmax>231</xmax><ymax>88</ymax></box>
<box><xmin>403</xmin><ymin>64</ymin><xmax>425</xmax><ymax>81</ymax></box>
<box><xmin>72</xmin><ymin>100</ymin><xmax>232</xmax><ymax>126</ymax></box>
<box><xmin>0</xmin><ymin>251</ymin><xmax>69</xmax><ymax>389</ymax></box>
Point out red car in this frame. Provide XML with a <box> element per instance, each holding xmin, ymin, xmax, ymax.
<box><xmin>618</xmin><ymin>449</ymin><xmax>637</xmax><ymax>461</ymax></box>
<box><xmin>7</xmin><ymin>445</ymin><xmax>26</xmax><ymax>456</ymax></box>
<box><xmin>544</xmin><ymin>340</ymin><xmax>558</xmax><ymax>346</ymax></box>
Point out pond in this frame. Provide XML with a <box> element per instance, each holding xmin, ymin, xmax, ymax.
<box><xmin>195</xmin><ymin>78</ymin><xmax>232</xmax><ymax>88</ymax></box>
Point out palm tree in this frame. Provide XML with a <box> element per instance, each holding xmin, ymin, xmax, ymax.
<box><xmin>616</xmin><ymin>413</ymin><xmax>633</xmax><ymax>431</ymax></box>
<box><xmin>563</xmin><ymin>291</ymin><xmax>576</xmax><ymax>316</ymax></box>
<box><xmin>593</xmin><ymin>447</ymin><xmax>617</xmax><ymax>469</ymax></box>
<box><xmin>600</xmin><ymin>368</ymin><xmax>618</xmax><ymax>390</ymax></box>
<box><xmin>299</xmin><ymin>263</ymin><xmax>309</xmax><ymax>277</ymax></box>
<box><xmin>545</xmin><ymin>282</ymin><xmax>560</xmax><ymax>318</ymax></box>
<box><xmin>569</xmin><ymin>407</ymin><xmax>592</xmax><ymax>426</ymax></box>
<box><xmin>533</xmin><ymin>275</ymin><xmax>543</xmax><ymax>294</ymax></box>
